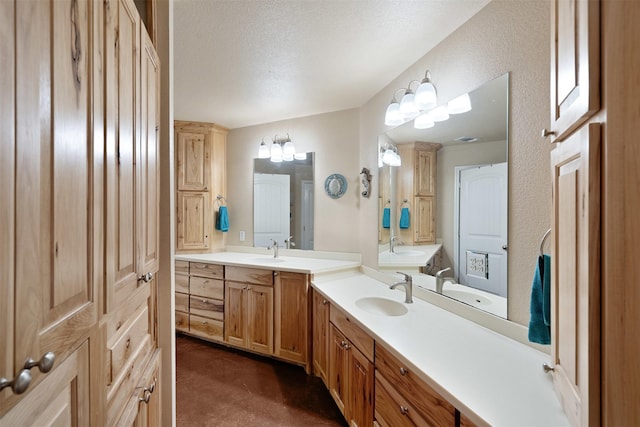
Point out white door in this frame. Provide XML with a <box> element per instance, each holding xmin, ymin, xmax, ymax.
<box><xmin>457</xmin><ymin>163</ymin><xmax>508</xmax><ymax>296</ymax></box>
<box><xmin>301</xmin><ymin>180</ymin><xmax>314</xmax><ymax>249</ymax></box>
<box><xmin>254</xmin><ymin>173</ymin><xmax>290</xmax><ymax>247</ymax></box>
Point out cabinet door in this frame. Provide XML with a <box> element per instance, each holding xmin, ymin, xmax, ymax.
<box><xmin>134</xmin><ymin>351</ymin><xmax>161</xmax><ymax>427</ymax></box>
<box><xmin>329</xmin><ymin>325</ymin><xmax>349</xmax><ymax>416</ymax></box>
<box><xmin>105</xmin><ymin>0</ymin><xmax>142</xmax><ymax>312</ymax></box>
<box><xmin>11</xmin><ymin>0</ymin><xmax>99</xmax><ymax>399</ymax></box>
<box><xmin>414</xmin><ymin>196</ymin><xmax>436</xmax><ymax>243</ymax></box>
<box><xmin>176</xmin><ymin>191</ymin><xmax>211</xmax><ymax>251</ymax></box>
<box><xmin>414</xmin><ymin>149</ymin><xmax>436</xmax><ymax>196</ymax></box>
<box><xmin>349</xmin><ymin>345</ymin><xmax>374</xmax><ymax>427</ymax></box>
<box><xmin>550</xmin><ymin>123</ymin><xmax>600</xmax><ymax>426</ymax></box>
<box><xmin>224</xmin><ymin>282</ymin><xmax>246</xmax><ymax>348</ymax></box>
<box><xmin>246</xmin><ymin>284</ymin><xmax>274</xmax><ymax>355</ymax></box>
<box><xmin>176</xmin><ymin>130</ymin><xmax>211</xmax><ymax>191</ymax></box>
<box><xmin>139</xmin><ymin>28</ymin><xmax>160</xmax><ymax>277</ymax></box>
<box><xmin>550</xmin><ymin>0</ymin><xmax>599</xmax><ymax>142</ymax></box>
<box><xmin>275</xmin><ymin>272</ymin><xmax>309</xmax><ymax>364</ymax></box>
<box><xmin>312</xmin><ymin>290</ymin><xmax>330</xmax><ymax>386</ymax></box>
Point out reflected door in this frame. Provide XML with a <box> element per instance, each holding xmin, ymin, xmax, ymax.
<box><xmin>457</xmin><ymin>163</ymin><xmax>508</xmax><ymax>296</ymax></box>
<box><xmin>253</xmin><ymin>173</ymin><xmax>290</xmax><ymax>247</ymax></box>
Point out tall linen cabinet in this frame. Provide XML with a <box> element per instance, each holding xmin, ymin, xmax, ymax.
<box><xmin>0</xmin><ymin>0</ymin><xmax>162</xmax><ymax>425</ymax></box>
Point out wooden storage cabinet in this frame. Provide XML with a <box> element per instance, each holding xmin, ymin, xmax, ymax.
<box><xmin>275</xmin><ymin>272</ymin><xmax>310</xmax><ymax>365</ymax></box>
<box><xmin>312</xmin><ymin>290</ymin><xmax>331</xmax><ymax>386</ymax></box>
<box><xmin>175</xmin><ymin>121</ymin><xmax>228</xmax><ymax>253</ymax></box>
<box><xmin>115</xmin><ymin>349</ymin><xmax>161</xmax><ymax>426</ymax></box>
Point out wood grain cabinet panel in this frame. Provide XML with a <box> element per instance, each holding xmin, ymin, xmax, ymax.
<box><xmin>190</xmin><ymin>276</ymin><xmax>224</xmax><ymax>300</ymax></box>
<box><xmin>177</xmin><ymin>191</ymin><xmax>211</xmax><ymax>251</ymax></box>
<box><xmin>275</xmin><ymin>272</ymin><xmax>309</xmax><ymax>365</ymax></box>
<box><xmin>176</xmin><ymin>130</ymin><xmax>212</xmax><ymax>192</ymax></box>
<box><xmin>312</xmin><ymin>290</ymin><xmax>330</xmax><ymax>386</ymax></box>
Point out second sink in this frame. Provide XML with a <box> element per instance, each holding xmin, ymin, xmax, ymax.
<box><xmin>355</xmin><ymin>297</ymin><xmax>408</xmax><ymax>317</ymax></box>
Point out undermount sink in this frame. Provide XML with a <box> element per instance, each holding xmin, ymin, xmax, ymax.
<box><xmin>355</xmin><ymin>297</ymin><xmax>408</xmax><ymax>317</ymax></box>
<box><xmin>244</xmin><ymin>257</ymin><xmax>286</xmax><ymax>264</ymax></box>
<box><xmin>443</xmin><ymin>289</ymin><xmax>492</xmax><ymax>306</ymax></box>
<box><xmin>390</xmin><ymin>248</ymin><xmax>425</xmax><ymax>257</ymax></box>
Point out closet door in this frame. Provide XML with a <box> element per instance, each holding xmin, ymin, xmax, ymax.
<box><xmin>550</xmin><ymin>123</ymin><xmax>600</xmax><ymax>426</ymax></box>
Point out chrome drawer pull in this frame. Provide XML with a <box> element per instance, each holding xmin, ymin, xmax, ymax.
<box><xmin>543</xmin><ymin>362</ymin><xmax>555</xmax><ymax>373</ymax></box>
<box><xmin>399</xmin><ymin>367</ymin><xmax>408</xmax><ymax>376</ymax></box>
<box><xmin>400</xmin><ymin>405</ymin><xmax>409</xmax><ymax>415</ymax></box>
<box><xmin>0</xmin><ymin>369</ymin><xmax>32</xmax><ymax>395</ymax></box>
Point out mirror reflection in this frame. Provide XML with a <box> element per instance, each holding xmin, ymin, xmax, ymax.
<box><xmin>378</xmin><ymin>73</ymin><xmax>509</xmax><ymax>317</ymax></box>
<box><xmin>253</xmin><ymin>154</ymin><xmax>315</xmax><ymax>250</ymax></box>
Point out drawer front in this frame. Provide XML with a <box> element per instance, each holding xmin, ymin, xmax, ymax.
<box><xmin>375</xmin><ymin>374</ymin><xmax>428</xmax><ymax>427</ymax></box>
<box><xmin>106</xmin><ymin>284</ymin><xmax>150</xmax><ymax>341</ymax></box>
<box><xmin>226</xmin><ymin>265</ymin><xmax>273</xmax><ymax>286</ymax></box>
<box><xmin>190</xmin><ymin>314</ymin><xmax>224</xmax><ymax>341</ymax></box>
<box><xmin>190</xmin><ymin>262</ymin><xmax>223</xmax><ymax>279</ymax></box>
<box><xmin>176</xmin><ymin>292</ymin><xmax>189</xmax><ymax>312</ymax></box>
<box><xmin>109</xmin><ymin>305</ymin><xmax>150</xmax><ymax>385</ymax></box>
<box><xmin>190</xmin><ymin>275</ymin><xmax>224</xmax><ymax>299</ymax></box>
<box><xmin>175</xmin><ymin>260</ymin><xmax>189</xmax><ymax>275</ymax></box>
<box><xmin>330</xmin><ymin>305</ymin><xmax>374</xmax><ymax>362</ymax></box>
<box><xmin>376</xmin><ymin>344</ymin><xmax>455</xmax><ymax>425</ymax></box>
<box><xmin>175</xmin><ymin>273</ymin><xmax>189</xmax><ymax>293</ymax></box>
<box><xmin>175</xmin><ymin>310</ymin><xmax>189</xmax><ymax>332</ymax></box>
<box><xmin>190</xmin><ymin>296</ymin><xmax>224</xmax><ymax>321</ymax></box>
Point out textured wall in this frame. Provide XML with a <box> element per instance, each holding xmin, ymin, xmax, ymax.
<box><xmin>359</xmin><ymin>0</ymin><xmax>551</xmax><ymax>325</ymax></box>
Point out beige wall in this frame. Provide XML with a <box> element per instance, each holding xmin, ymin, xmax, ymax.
<box><xmin>226</xmin><ymin>108</ymin><xmax>361</xmax><ymax>253</ymax></box>
<box><xmin>359</xmin><ymin>0</ymin><xmax>551</xmax><ymax>325</ymax></box>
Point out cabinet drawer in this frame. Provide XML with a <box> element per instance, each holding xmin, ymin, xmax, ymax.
<box><xmin>226</xmin><ymin>266</ymin><xmax>273</xmax><ymax>286</ymax></box>
<box><xmin>176</xmin><ymin>292</ymin><xmax>189</xmax><ymax>312</ymax></box>
<box><xmin>109</xmin><ymin>305</ymin><xmax>150</xmax><ymax>385</ymax></box>
<box><xmin>330</xmin><ymin>305</ymin><xmax>374</xmax><ymax>362</ymax></box>
<box><xmin>190</xmin><ymin>296</ymin><xmax>224</xmax><ymax>321</ymax></box>
<box><xmin>375</xmin><ymin>374</ymin><xmax>429</xmax><ymax>427</ymax></box>
<box><xmin>376</xmin><ymin>343</ymin><xmax>455</xmax><ymax>425</ymax></box>
<box><xmin>190</xmin><ymin>314</ymin><xmax>224</xmax><ymax>341</ymax></box>
<box><xmin>176</xmin><ymin>311</ymin><xmax>189</xmax><ymax>332</ymax></box>
<box><xmin>175</xmin><ymin>260</ymin><xmax>189</xmax><ymax>275</ymax></box>
<box><xmin>190</xmin><ymin>262</ymin><xmax>223</xmax><ymax>279</ymax></box>
<box><xmin>176</xmin><ymin>273</ymin><xmax>189</xmax><ymax>293</ymax></box>
<box><xmin>190</xmin><ymin>276</ymin><xmax>224</xmax><ymax>299</ymax></box>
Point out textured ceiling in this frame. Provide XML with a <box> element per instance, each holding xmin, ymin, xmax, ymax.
<box><xmin>173</xmin><ymin>0</ymin><xmax>491</xmax><ymax>129</ymax></box>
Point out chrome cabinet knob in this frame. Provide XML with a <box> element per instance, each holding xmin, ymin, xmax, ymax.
<box><xmin>543</xmin><ymin>362</ymin><xmax>555</xmax><ymax>373</ymax></box>
<box><xmin>399</xmin><ymin>367</ymin><xmax>408</xmax><ymax>376</ymax></box>
<box><xmin>400</xmin><ymin>405</ymin><xmax>409</xmax><ymax>415</ymax></box>
<box><xmin>24</xmin><ymin>351</ymin><xmax>56</xmax><ymax>374</ymax></box>
<box><xmin>138</xmin><ymin>272</ymin><xmax>153</xmax><ymax>283</ymax></box>
<box><xmin>0</xmin><ymin>369</ymin><xmax>32</xmax><ymax>395</ymax></box>
<box><xmin>541</xmin><ymin>128</ymin><xmax>557</xmax><ymax>138</ymax></box>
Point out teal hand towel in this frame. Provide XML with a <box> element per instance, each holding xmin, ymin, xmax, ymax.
<box><xmin>399</xmin><ymin>207</ymin><xmax>410</xmax><ymax>229</ymax></box>
<box><xmin>528</xmin><ymin>254</ymin><xmax>551</xmax><ymax>345</ymax></box>
<box><xmin>542</xmin><ymin>254</ymin><xmax>551</xmax><ymax>326</ymax></box>
<box><xmin>382</xmin><ymin>207</ymin><xmax>390</xmax><ymax>229</ymax></box>
<box><xmin>216</xmin><ymin>206</ymin><xmax>229</xmax><ymax>232</ymax></box>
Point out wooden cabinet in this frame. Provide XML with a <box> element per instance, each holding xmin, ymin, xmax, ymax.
<box><xmin>312</xmin><ymin>290</ymin><xmax>330</xmax><ymax>386</ymax></box>
<box><xmin>328</xmin><ymin>307</ymin><xmax>374</xmax><ymax>427</ymax></box>
<box><xmin>550</xmin><ymin>123</ymin><xmax>601</xmax><ymax>426</ymax></box>
<box><xmin>175</xmin><ymin>121</ymin><xmax>228</xmax><ymax>253</ymax></box>
<box><xmin>549</xmin><ymin>0</ymin><xmax>599</xmax><ymax>143</ymax></box>
<box><xmin>115</xmin><ymin>349</ymin><xmax>161</xmax><ymax>426</ymax></box>
<box><xmin>397</xmin><ymin>142</ymin><xmax>440</xmax><ymax>245</ymax></box>
<box><xmin>224</xmin><ymin>266</ymin><xmax>274</xmax><ymax>355</ymax></box>
<box><xmin>375</xmin><ymin>343</ymin><xmax>455</xmax><ymax>426</ymax></box>
<box><xmin>1</xmin><ymin>0</ymin><xmax>100</xmax><ymax>416</ymax></box>
<box><xmin>275</xmin><ymin>272</ymin><xmax>310</xmax><ymax>365</ymax></box>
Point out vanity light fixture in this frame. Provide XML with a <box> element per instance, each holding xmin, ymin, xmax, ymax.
<box><xmin>399</xmin><ymin>81</ymin><xmax>420</xmax><ymax>119</ymax></box>
<box><xmin>414</xmin><ymin>70</ymin><xmax>437</xmax><ymax>110</ymax></box>
<box><xmin>257</xmin><ymin>136</ymin><xmax>271</xmax><ymax>159</ymax></box>
<box><xmin>384</xmin><ymin>89</ymin><xmax>407</xmax><ymax>127</ymax></box>
<box><xmin>258</xmin><ymin>134</ymin><xmax>307</xmax><ymax>163</ymax></box>
<box><xmin>448</xmin><ymin>93</ymin><xmax>472</xmax><ymax>114</ymax></box>
<box><xmin>384</xmin><ymin>70</ymin><xmax>439</xmax><ymax>126</ymax></box>
<box><xmin>414</xmin><ymin>113</ymin><xmax>435</xmax><ymax>129</ymax></box>
<box><xmin>380</xmin><ymin>143</ymin><xmax>401</xmax><ymax>167</ymax></box>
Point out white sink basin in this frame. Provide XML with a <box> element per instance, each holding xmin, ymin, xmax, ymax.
<box><xmin>355</xmin><ymin>297</ymin><xmax>408</xmax><ymax>317</ymax></box>
<box><xmin>443</xmin><ymin>289</ymin><xmax>492</xmax><ymax>306</ymax></box>
<box><xmin>390</xmin><ymin>248</ymin><xmax>425</xmax><ymax>257</ymax></box>
<box><xmin>244</xmin><ymin>257</ymin><xmax>287</xmax><ymax>264</ymax></box>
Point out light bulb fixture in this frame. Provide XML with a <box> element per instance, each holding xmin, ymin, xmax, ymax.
<box><xmin>415</xmin><ymin>70</ymin><xmax>437</xmax><ymax>111</ymax></box>
<box><xmin>384</xmin><ymin>88</ymin><xmax>407</xmax><ymax>126</ymax></box>
<box><xmin>294</xmin><ymin>152</ymin><xmax>307</xmax><ymax>160</ymax></box>
<box><xmin>448</xmin><ymin>93</ymin><xmax>472</xmax><ymax>114</ymax></box>
<box><xmin>399</xmin><ymin>81</ymin><xmax>420</xmax><ymax>119</ymax></box>
<box><xmin>429</xmin><ymin>105</ymin><xmax>450</xmax><ymax>122</ymax></box>
<box><xmin>258</xmin><ymin>133</ymin><xmax>307</xmax><ymax>162</ymax></box>
<box><xmin>380</xmin><ymin>143</ymin><xmax>402</xmax><ymax>167</ymax></box>
<box><xmin>257</xmin><ymin>137</ymin><xmax>271</xmax><ymax>158</ymax></box>
<box><xmin>414</xmin><ymin>113</ymin><xmax>434</xmax><ymax>129</ymax></box>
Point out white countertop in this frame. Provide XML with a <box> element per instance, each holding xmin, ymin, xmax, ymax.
<box><xmin>174</xmin><ymin>249</ymin><xmax>361</xmax><ymax>275</ymax></box>
<box><xmin>378</xmin><ymin>243</ymin><xmax>441</xmax><ymax>268</ymax></box>
<box><xmin>312</xmin><ymin>271</ymin><xmax>569</xmax><ymax>427</ymax></box>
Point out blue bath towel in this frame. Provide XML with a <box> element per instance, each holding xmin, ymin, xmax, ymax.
<box><xmin>216</xmin><ymin>206</ymin><xmax>229</xmax><ymax>232</ymax></box>
<box><xmin>382</xmin><ymin>207</ymin><xmax>390</xmax><ymax>229</ymax></box>
<box><xmin>528</xmin><ymin>254</ymin><xmax>551</xmax><ymax>344</ymax></box>
<box><xmin>399</xmin><ymin>207</ymin><xmax>410</xmax><ymax>229</ymax></box>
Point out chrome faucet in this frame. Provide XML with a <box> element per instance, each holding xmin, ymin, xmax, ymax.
<box><xmin>284</xmin><ymin>236</ymin><xmax>295</xmax><ymax>249</ymax></box>
<box><xmin>390</xmin><ymin>272</ymin><xmax>413</xmax><ymax>303</ymax></box>
<box><xmin>267</xmin><ymin>239</ymin><xmax>279</xmax><ymax>258</ymax></box>
<box><xmin>390</xmin><ymin>236</ymin><xmax>404</xmax><ymax>254</ymax></box>
<box><xmin>435</xmin><ymin>267</ymin><xmax>456</xmax><ymax>294</ymax></box>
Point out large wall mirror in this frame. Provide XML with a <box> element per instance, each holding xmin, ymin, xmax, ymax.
<box><xmin>378</xmin><ymin>73</ymin><xmax>509</xmax><ymax>318</ymax></box>
<box><xmin>253</xmin><ymin>154</ymin><xmax>315</xmax><ymax>250</ymax></box>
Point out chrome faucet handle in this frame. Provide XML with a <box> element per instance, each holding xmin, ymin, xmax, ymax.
<box><xmin>436</xmin><ymin>267</ymin><xmax>451</xmax><ymax>277</ymax></box>
<box><xmin>395</xmin><ymin>272</ymin><xmax>412</xmax><ymax>284</ymax></box>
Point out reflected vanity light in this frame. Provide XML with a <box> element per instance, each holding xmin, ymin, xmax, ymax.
<box><xmin>414</xmin><ymin>113</ymin><xmax>435</xmax><ymax>129</ymax></box>
<box><xmin>448</xmin><ymin>93</ymin><xmax>472</xmax><ymax>114</ymax></box>
<box><xmin>429</xmin><ymin>105</ymin><xmax>450</xmax><ymax>122</ymax></box>
<box><xmin>257</xmin><ymin>134</ymin><xmax>307</xmax><ymax>162</ymax></box>
<box><xmin>380</xmin><ymin>144</ymin><xmax>401</xmax><ymax>167</ymax></box>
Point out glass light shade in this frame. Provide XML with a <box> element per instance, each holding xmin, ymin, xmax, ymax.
<box><xmin>283</xmin><ymin>140</ymin><xmax>296</xmax><ymax>156</ymax></box>
<box><xmin>378</xmin><ymin>154</ymin><xmax>384</xmax><ymax>168</ymax></box>
<box><xmin>389</xmin><ymin>151</ymin><xmax>402</xmax><ymax>167</ymax></box>
<box><xmin>258</xmin><ymin>142</ymin><xmax>270</xmax><ymax>159</ymax></box>
<box><xmin>282</xmin><ymin>152</ymin><xmax>294</xmax><ymax>161</ymax></box>
<box><xmin>294</xmin><ymin>152</ymin><xmax>307</xmax><ymax>160</ymax></box>
<box><xmin>414</xmin><ymin>113</ymin><xmax>434</xmax><ymax>129</ymax></box>
<box><xmin>399</xmin><ymin>92</ymin><xmax>419</xmax><ymax>119</ymax></box>
<box><xmin>429</xmin><ymin>105</ymin><xmax>450</xmax><ymax>122</ymax></box>
<box><xmin>270</xmin><ymin>143</ymin><xmax>283</xmax><ymax>162</ymax></box>
<box><xmin>382</xmin><ymin>149</ymin><xmax>396</xmax><ymax>165</ymax></box>
<box><xmin>384</xmin><ymin>102</ymin><xmax>403</xmax><ymax>126</ymax></box>
<box><xmin>415</xmin><ymin>81</ymin><xmax>437</xmax><ymax>110</ymax></box>
<box><xmin>448</xmin><ymin>93</ymin><xmax>472</xmax><ymax>114</ymax></box>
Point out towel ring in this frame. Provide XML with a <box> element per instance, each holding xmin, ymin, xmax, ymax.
<box><xmin>216</xmin><ymin>195</ymin><xmax>226</xmax><ymax>206</ymax></box>
<box><xmin>401</xmin><ymin>199</ymin><xmax>410</xmax><ymax>207</ymax></box>
<box><xmin>539</xmin><ymin>228</ymin><xmax>551</xmax><ymax>256</ymax></box>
